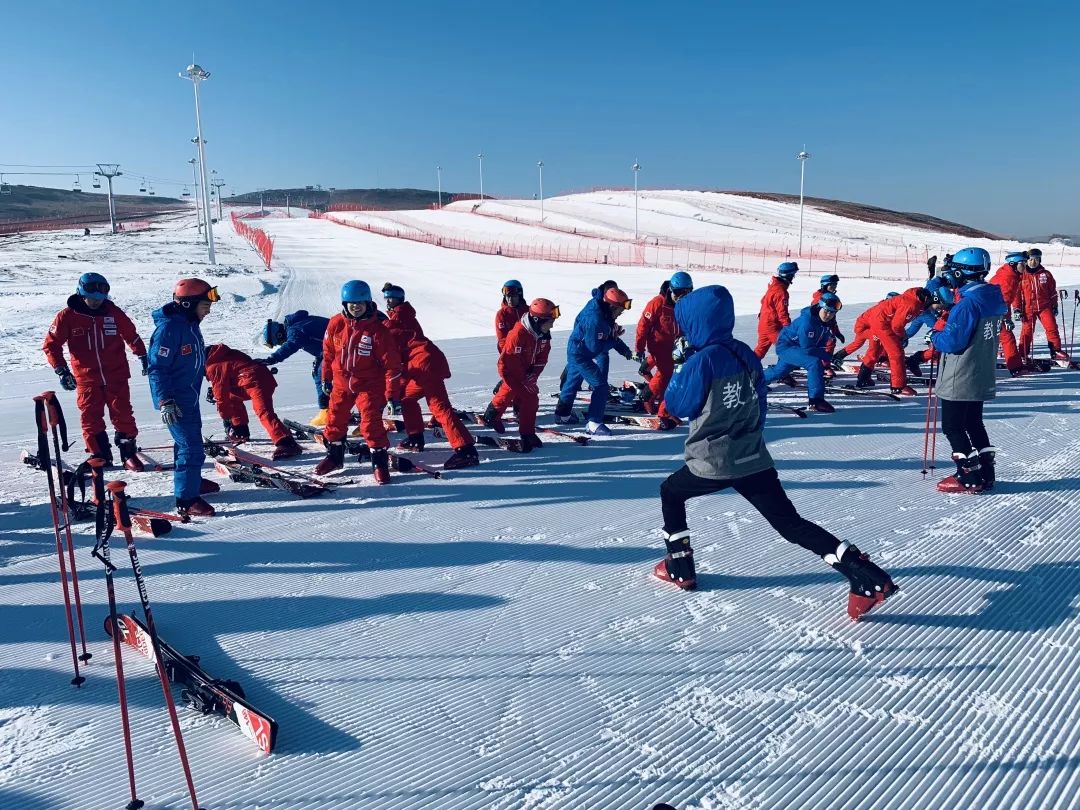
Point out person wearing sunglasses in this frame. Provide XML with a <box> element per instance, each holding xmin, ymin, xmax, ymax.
<box><xmin>483</xmin><ymin>298</ymin><xmax>560</xmax><ymax>450</ymax></box>
<box><xmin>762</xmin><ymin>293</ymin><xmax>843</xmax><ymax>413</ymax></box>
<box><xmin>554</xmin><ymin>284</ymin><xmax>636</xmax><ymax>436</ymax></box>
<box><xmin>147</xmin><ymin>277</ymin><xmax>221</xmax><ymax>517</ymax></box>
<box><xmin>633</xmin><ymin>271</ymin><xmax>693</xmax><ymax>428</ymax></box>
<box><xmin>43</xmin><ymin>272</ymin><xmax>149</xmax><ymax>471</ymax></box>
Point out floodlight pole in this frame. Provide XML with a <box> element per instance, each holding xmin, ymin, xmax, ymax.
<box><xmin>436</xmin><ymin>165</ymin><xmax>442</xmax><ymax>209</ymax></box>
<box><xmin>94</xmin><ymin>164</ymin><xmax>122</xmax><ymax>234</ymax></box>
<box><xmin>632</xmin><ymin>161</ymin><xmax>641</xmax><ymax>240</ymax></box>
<box><xmin>180</xmin><ymin>63</ymin><xmax>216</xmax><ymax>265</ymax></box>
<box><xmin>537</xmin><ymin>161</ymin><xmax>545</xmax><ymax>222</ymax></box>
<box><xmin>797</xmin><ymin>147</ymin><xmax>811</xmax><ymax>257</ymax></box>
<box><xmin>477</xmin><ymin>153</ymin><xmax>484</xmax><ymax>202</ymax></box>
<box><xmin>188</xmin><ymin>158</ymin><xmax>202</xmax><ymax>235</ymax></box>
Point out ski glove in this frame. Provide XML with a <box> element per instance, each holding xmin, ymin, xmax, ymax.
<box><xmin>638</xmin><ymin>357</ymin><xmax>652</xmax><ymax>377</ymax></box>
<box><xmin>55</xmin><ymin>365</ymin><xmax>77</xmax><ymax>391</ymax></box>
<box><xmin>1003</xmin><ymin>318</ymin><xmax>1015</xmax><ymax>332</ymax></box>
<box><xmin>672</xmin><ymin>336</ymin><xmax>695</xmax><ymax>366</ymax></box>
<box><xmin>927</xmin><ymin>255</ymin><xmax>937</xmax><ymax>278</ymax></box>
<box><xmin>1013</xmin><ymin>310</ymin><xmax>1024</xmax><ymax>322</ymax></box>
<box><xmin>139</xmin><ymin>355</ymin><xmax>149</xmax><ymax>376</ymax></box>
<box><xmin>321</xmin><ymin>379</ymin><xmax>333</xmax><ymax>396</ymax></box>
<box><xmin>160</xmin><ymin>400</ymin><xmax>182</xmax><ymax>426</ymax></box>
<box><xmin>386</xmin><ymin>400</ymin><xmax>403</xmax><ymax>417</ymax></box>
<box><xmin>205</xmin><ymin>387</ymin><xmax>216</xmax><ymax>404</ymax></box>
<box><xmin>1053</xmin><ymin>306</ymin><xmax>1059</xmax><ymax>317</ymax></box>
<box><xmin>630</xmin><ymin>351</ymin><xmax>645</xmax><ymax>364</ymax></box>
<box><xmin>253</xmin><ymin>357</ymin><xmax>275</xmax><ymax>365</ymax></box>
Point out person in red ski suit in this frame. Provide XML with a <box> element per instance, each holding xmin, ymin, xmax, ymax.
<box><xmin>484</xmin><ymin>299</ymin><xmax>560</xmax><ymax>451</ymax></box>
<box><xmin>989</xmin><ymin>252</ymin><xmax>1027</xmax><ymax>375</ymax></box>
<box><xmin>204</xmin><ymin>344</ymin><xmax>302</xmax><ymax>460</ymax></box>
<box><xmin>635</xmin><ymin>271</ymin><xmax>693</xmax><ymax>421</ymax></box>
<box><xmin>42</xmin><ymin>272</ymin><xmax>148</xmax><ymax>469</ymax></box>
<box><xmin>832</xmin><ymin>287</ymin><xmax>933</xmax><ymax>394</ymax></box>
<box><xmin>1016</xmin><ymin>248</ymin><xmax>1065</xmax><ymax>362</ymax></box>
<box><xmin>492</xmin><ymin>279</ymin><xmax>529</xmax><ymax>395</ymax></box>
<box><xmin>754</xmin><ymin>262</ymin><xmax>798</xmax><ymax>358</ymax></box>
<box><xmin>382</xmin><ymin>284</ymin><xmax>479</xmax><ymax>470</ymax></box>
<box><xmin>315</xmin><ymin>280</ymin><xmax>404</xmax><ymax>482</ymax></box>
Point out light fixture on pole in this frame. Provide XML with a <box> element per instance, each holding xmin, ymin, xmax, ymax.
<box><xmin>436</xmin><ymin>165</ymin><xmax>442</xmax><ymax>209</ymax></box>
<box><xmin>94</xmin><ymin>164</ymin><xmax>122</xmax><ymax>234</ymax></box>
<box><xmin>537</xmin><ymin>161</ymin><xmax>545</xmax><ymax>222</ymax></box>
<box><xmin>477</xmin><ymin>152</ymin><xmax>484</xmax><ymax>202</ymax></box>
<box><xmin>796</xmin><ymin>147</ymin><xmax>811</xmax><ymax>257</ymax></box>
<box><xmin>180</xmin><ymin>63</ymin><xmax>216</xmax><ymax>265</ymax></box>
<box><xmin>632</xmin><ymin>161</ymin><xmax>641</xmax><ymax>240</ymax></box>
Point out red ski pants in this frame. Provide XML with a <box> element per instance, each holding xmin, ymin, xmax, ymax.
<box><xmin>324</xmin><ymin>384</ymin><xmax>388</xmax><ymax>448</ymax></box>
<box><xmin>646</xmin><ymin>352</ymin><xmax>675</xmax><ymax>418</ymax></box>
<box><xmin>1019</xmin><ymin>309</ymin><xmax>1061</xmax><ymax>358</ymax></box>
<box><xmin>217</xmin><ymin>384</ymin><xmax>290</xmax><ymax>444</ymax></box>
<box><xmin>492</xmin><ymin>380</ymin><xmax>540</xmax><ymax>435</ymax></box>
<box><xmin>76</xmin><ymin>378</ymin><xmax>138</xmax><ymax>454</ymax></box>
<box><xmin>999</xmin><ymin>322</ymin><xmax>1021</xmax><ymax>372</ymax></box>
<box><xmin>754</xmin><ymin>325</ymin><xmax>782</xmax><ymax>359</ymax></box>
<box><xmin>402</xmin><ymin>374</ymin><xmax>473</xmax><ymax>449</ymax></box>
<box><xmin>845</xmin><ymin>327</ymin><xmax>907</xmax><ymax>388</ymax></box>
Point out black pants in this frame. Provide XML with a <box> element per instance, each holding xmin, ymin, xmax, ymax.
<box><xmin>940</xmin><ymin>399</ymin><xmax>990</xmax><ymax>457</ymax></box>
<box><xmin>660</xmin><ymin>465</ymin><xmax>838</xmax><ymax>558</ymax></box>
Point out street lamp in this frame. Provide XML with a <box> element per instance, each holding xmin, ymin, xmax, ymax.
<box><xmin>436</xmin><ymin>165</ymin><xmax>442</xmax><ymax>209</ymax></box>
<box><xmin>537</xmin><ymin>161</ymin><xmax>544</xmax><ymax>222</ymax></box>
<box><xmin>180</xmin><ymin>63</ymin><xmax>216</xmax><ymax>265</ymax></box>
<box><xmin>632</xmin><ymin>161</ymin><xmax>641</xmax><ymax>240</ymax></box>
<box><xmin>796</xmin><ymin>147</ymin><xmax>811</xmax><ymax>257</ymax></box>
<box><xmin>477</xmin><ymin>152</ymin><xmax>484</xmax><ymax>202</ymax></box>
<box><xmin>187</xmin><ymin>157</ymin><xmax>202</xmax><ymax>235</ymax></box>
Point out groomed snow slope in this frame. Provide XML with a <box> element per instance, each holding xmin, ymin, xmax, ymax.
<box><xmin>1</xmin><ymin>211</ymin><xmax>1079</xmax><ymax>810</ymax></box>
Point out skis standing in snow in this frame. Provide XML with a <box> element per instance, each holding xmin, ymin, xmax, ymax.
<box><xmin>763</xmin><ymin>292</ymin><xmax>843</xmax><ymax>413</ymax></box>
<box><xmin>633</xmin><ymin>270</ymin><xmax>693</xmax><ymax>427</ymax></box>
<box><xmin>147</xmin><ymin>278</ymin><xmax>219</xmax><ymax>518</ymax></box>
<box><xmin>655</xmin><ymin>285</ymin><xmax>896</xmax><ymax>620</ymax></box>
<box><xmin>42</xmin><ymin>272</ymin><xmax>149</xmax><ymax>470</ymax></box>
<box><xmin>753</xmin><ymin>261</ymin><xmax>797</xmax><ymax>358</ymax></box>
<box><xmin>929</xmin><ymin>248</ymin><xmax>1008</xmax><ymax>493</ymax></box>
<box><xmin>257</xmin><ymin>310</ymin><xmax>331</xmax><ymax>425</ymax></box>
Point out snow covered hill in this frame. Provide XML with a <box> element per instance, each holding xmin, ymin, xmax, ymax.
<box><xmin>2</xmin><ymin>208</ymin><xmax>1079</xmax><ymax>810</ymax></box>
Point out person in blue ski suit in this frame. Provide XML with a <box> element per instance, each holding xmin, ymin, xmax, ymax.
<box><xmin>258</xmin><ymin>310</ymin><xmax>331</xmax><ymax>425</ymax></box>
<box><xmin>904</xmin><ymin>274</ymin><xmax>948</xmax><ymax>343</ymax></box>
<box><xmin>147</xmin><ymin>278</ymin><xmax>218</xmax><ymax>517</ymax></box>
<box><xmin>553</xmin><ymin>285</ymin><xmax>635</xmax><ymax>434</ymax></box>
<box><xmin>762</xmin><ymin>293</ymin><xmax>842</xmax><ymax>413</ymax></box>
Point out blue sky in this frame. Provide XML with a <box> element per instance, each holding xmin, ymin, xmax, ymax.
<box><xmin>2</xmin><ymin>1</ymin><xmax>1076</xmax><ymax>236</ymax></box>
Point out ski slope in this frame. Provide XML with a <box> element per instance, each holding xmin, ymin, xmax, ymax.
<box><xmin>1</xmin><ymin>207</ymin><xmax>1079</xmax><ymax>810</ymax></box>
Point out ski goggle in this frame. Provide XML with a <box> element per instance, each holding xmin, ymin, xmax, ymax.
<box><xmin>502</xmin><ymin>285</ymin><xmax>523</xmax><ymax>297</ymax></box>
<box><xmin>81</xmin><ymin>280</ymin><xmax>110</xmax><ymax>295</ymax></box>
<box><xmin>545</xmin><ymin>305</ymin><xmax>561</xmax><ymax>320</ymax></box>
<box><xmin>610</xmin><ymin>298</ymin><xmax>633</xmax><ymax>311</ymax></box>
<box><xmin>204</xmin><ymin>287</ymin><xmax>221</xmax><ymax>303</ymax></box>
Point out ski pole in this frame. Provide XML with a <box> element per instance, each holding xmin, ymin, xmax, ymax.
<box><xmin>34</xmin><ymin>394</ymin><xmax>85</xmax><ymax>686</ymax></box>
<box><xmin>43</xmin><ymin>392</ymin><xmax>92</xmax><ymax>666</ymax></box>
<box><xmin>1059</xmin><ymin>289</ymin><xmax>1069</xmax><ymax>351</ymax></box>
<box><xmin>929</xmin><ymin>353</ymin><xmax>939</xmax><ymax>467</ymax></box>
<box><xmin>90</xmin><ymin>460</ymin><xmax>143</xmax><ymax>810</ymax></box>
<box><xmin>1071</xmin><ymin>289</ymin><xmax>1080</xmax><ymax>356</ymax></box>
<box><xmin>108</xmin><ymin>480</ymin><xmax>203</xmax><ymax>810</ymax></box>
<box><xmin>921</xmin><ymin>353</ymin><xmax>935</xmax><ymax>474</ymax></box>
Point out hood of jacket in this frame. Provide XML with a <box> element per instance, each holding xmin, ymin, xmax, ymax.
<box><xmin>675</xmin><ymin>285</ymin><xmax>735</xmax><ymax>349</ymax></box>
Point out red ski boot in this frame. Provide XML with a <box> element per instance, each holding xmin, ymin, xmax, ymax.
<box><xmin>177</xmin><ymin>496</ymin><xmax>215</xmax><ymax>518</ymax></box>
<box><xmin>116</xmin><ymin>435</ymin><xmax>144</xmax><ymax>472</ymax></box>
<box><xmin>826</xmin><ymin>542</ymin><xmax>897</xmax><ymax>621</ymax></box>
<box><xmin>397</xmin><ymin>433</ymin><xmax>425</xmax><ymax>452</ymax></box>
<box><xmin>371</xmin><ymin>447</ymin><xmax>391</xmax><ymax>484</ymax></box>
<box><xmin>272</xmin><ymin>437</ymin><xmax>303</xmax><ymax>460</ymax></box>
<box><xmin>443</xmin><ymin>444</ymin><xmax>480</xmax><ymax>470</ymax></box>
<box><xmin>199</xmin><ymin>478</ymin><xmax>221</xmax><ymax>495</ymax></box>
<box><xmin>482</xmin><ymin>402</ymin><xmax>506</xmax><ymax>434</ymax></box>
<box><xmin>937</xmin><ymin>451</ymin><xmax>985</xmax><ymax>493</ymax></box>
<box><xmin>891</xmin><ymin>385</ymin><xmax>917</xmax><ymax>396</ymax></box>
<box><xmin>653</xmin><ymin>530</ymin><xmax>696</xmax><ymax>590</ymax></box>
<box><xmin>808</xmin><ymin>398</ymin><xmax>835</xmax><ymax>414</ymax></box>
<box><xmin>314</xmin><ymin>440</ymin><xmax>346</xmax><ymax>477</ymax></box>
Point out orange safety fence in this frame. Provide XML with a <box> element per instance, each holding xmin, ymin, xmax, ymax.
<box><xmin>231</xmin><ymin>211</ymin><xmax>274</xmax><ymax>269</ymax></box>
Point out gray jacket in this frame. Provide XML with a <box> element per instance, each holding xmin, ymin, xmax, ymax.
<box><xmin>932</xmin><ymin>282</ymin><xmax>1007</xmax><ymax>402</ymax></box>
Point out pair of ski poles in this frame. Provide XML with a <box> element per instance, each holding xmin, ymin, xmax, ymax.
<box><xmin>921</xmin><ymin>354</ymin><xmax>939</xmax><ymax>475</ymax></box>
<box><xmin>1062</xmin><ymin>289</ymin><xmax>1080</xmax><ymax>356</ymax></box>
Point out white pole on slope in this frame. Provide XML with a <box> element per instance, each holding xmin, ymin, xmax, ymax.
<box><xmin>537</xmin><ymin>161</ymin><xmax>544</xmax><ymax>222</ymax></box>
<box><xmin>436</xmin><ymin>165</ymin><xmax>443</xmax><ymax>209</ymax></box>
<box><xmin>632</xmin><ymin>161</ymin><xmax>641</xmax><ymax>240</ymax></box>
<box><xmin>95</xmin><ymin>164</ymin><xmax>122</xmax><ymax>234</ymax></box>
<box><xmin>477</xmin><ymin>152</ymin><xmax>484</xmax><ymax>202</ymax></box>
<box><xmin>181</xmin><ymin>63</ymin><xmax>216</xmax><ymax>265</ymax></box>
<box><xmin>188</xmin><ymin>157</ymin><xmax>202</xmax><ymax>236</ymax></box>
<box><xmin>797</xmin><ymin>147</ymin><xmax>811</xmax><ymax>257</ymax></box>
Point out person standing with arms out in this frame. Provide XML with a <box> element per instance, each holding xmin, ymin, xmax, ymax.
<box><xmin>655</xmin><ymin>285</ymin><xmax>896</xmax><ymax>620</ymax></box>
<box><xmin>258</xmin><ymin>311</ymin><xmax>331</xmax><ymax>425</ymax></box>
<box><xmin>315</xmin><ymin>281</ymin><xmax>404</xmax><ymax>482</ymax></box>
<box><xmin>147</xmin><ymin>279</ymin><xmax>220</xmax><ymax>517</ymax></box>
<box><xmin>43</xmin><ymin>273</ymin><xmax>149</xmax><ymax>470</ymax></box>
<box><xmin>763</xmin><ymin>292</ymin><xmax>844</xmax><ymax>413</ymax></box>
<box><xmin>1016</xmin><ymin>247</ymin><xmax>1067</xmax><ymax>363</ymax></box>
<box><xmin>483</xmin><ymin>298</ymin><xmax>560</xmax><ymax>450</ymax></box>
<box><xmin>929</xmin><ymin>248</ymin><xmax>1007</xmax><ymax>492</ymax></box>
<box><xmin>753</xmin><ymin>262</ymin><xmax>798</xmax><ymax>359</ymax></box>
<box><xmin>988</xmin><ymin>251</ymin><xmax>1027</xmax><ymax>376</ymax></box>
<box><xmin>634</xmin><ymin>271</ymin><xmax>693</xmax><ymax>427</ymax></box>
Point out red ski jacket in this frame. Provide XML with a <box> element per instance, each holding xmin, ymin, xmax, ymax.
<box><xmin>495</xmin><ymin>301</ymin><xmax>529</xmax><ymax>352</ymax></box>
<box><xmin>862</xmin><ymin>288</ymin><xmax>927</xmax><ymax>336</ymax></box>
<box><xmin>757</xmin><ymin>278</ymin><xmax>791</xmax><ymax>331</ymax></box>
<box><xmin>43</xmin><ymin>295</ymin><xmax>146</xmax><ymax>385</ymax></box>
<box><xmin>322</xmin><ymin>312</ymin><xmax>404</xmax><ymax>399</ymax></box>
<box><xmin>989</xmin><ymin>264</ymin><xmax>1023</xmax><ymax>310</ymax></box>
<box><xmin>1017</xmin><ymin>266</ymin><xmax>1058</xmax><ymax>316</ymax></box>
<box><xmin>634</xmin><ymin>293</ymin><xmax>679</xmax><ymax>356</ymax></box>
<box><xmin>205</xmin><ymin>344</ymin><xmax>277</xmax><ymax>400</ymax></box>
<box><xmin>498</xmin><ymin>315</ymin><xmax>552</xmax><ymax>391</ymax></box>
<box><xmin>386</xmin><ymin>302</ymin><xmax>451</xmax><ymax>380</ymax></box>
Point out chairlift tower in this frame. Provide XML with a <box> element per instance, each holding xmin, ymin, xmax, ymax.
<box><xmin>94</xmin><ymin>164</ymin><xmax>122</xmax><ymax>234</ymax></box>
<box><xmin>211</xmin><ymin>175</ymin><xmax>226</xmax><ymax>221</ymax></box>
<box><xmin>180</xmin><ymin>63</ymin><xmax>216</xmax><ymax>265</ymax></box>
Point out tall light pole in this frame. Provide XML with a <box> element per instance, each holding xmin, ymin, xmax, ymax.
<box><xmin>632</xmin><ymin>161</ymin><xmax>641</xmax><ymax>240</ymax></box>
<box><xmin>477</xmin><ymin>152</ymin><xmax>484</xmax><ymax>201</ymax></box>
<box><xmin>797</xmin><ymin>147</ymin><xmax>811</xmax><ymax>257</ymax></box>
<box><xmin>187</xmin><ymin>157</ymin><xmax>203</xmax><ymax>235</ymax></box>
<box><xmin>94</xmin><ymin>164</ymin><xmax>121</xmax><ymax>234</ymax></box>
<box><xmin>436</xmin><ymin>165</ymin><xmax>442</xmax><ymax>209</ymax></box>
<box><xmin>180</xmin><ymin>63</ymin><xmax>216</xmax><ymax>265</ymax></box>
<box><xmin>537</xmin><ymin>161</ymin><xmax>545</xmax><ymax>222</ymax></box>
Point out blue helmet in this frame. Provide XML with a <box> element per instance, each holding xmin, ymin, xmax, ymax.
<box><xmin>1005</xmin><ymin>251</ymin><xmax>1028</xmax><ymax>266</ymax></box>
<box><xmin>77</xmin><ymin>272</ymin><xmax>110</xmax><ymax>301</ymax></box>
<box><xmin>262</xmin><ymin>319</ymin><xmax>286</xmax><ymax>347</ymax></box>
<box><xmin>669</xmin><ymin>271</ymin><xmax>694</xmax><ymax>292</ymax></box>
<box><xmin>341</xmin><ymin>280</ymin><xmax>372</xmax><ymax>303</ymax></box>
<box><xmin>502</xmin><ymin>279</ymin><xmax>523</xmax><ymax>293</ymax></box>
<box><xmin>819</xmin><ymin>273</ymin><xmax>839</xmax><ymax>289</ymax></box>
<box><xmin>933</xmin><ymin>287</ymin><xmax>956</xmax><ymax>309</ymax></box>
<box><xmin>818</xmin><ymin>292</ymin><xmax>842</xmax><ymax>314</ymax></box>
<box><xmin>777</xmin><ymin>261</ymin><xmax>799</xmax><ymax>280</ymax></box>
<box><xmin>886</xmin><ymin>291</ymin><xmax>900</xmax><ymax>299</ymax></box>
<box><xmin>942</xmin><ymin>247</ymin><xmax>991</xmax><ymax>288</ymax></box>
<box><xmin>382</xmin><ymin>283</ymin><xmax>405</xmax><ymax>300</ymax></box>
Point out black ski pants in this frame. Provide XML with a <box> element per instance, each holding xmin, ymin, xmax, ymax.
<box><xmin>660</xmin><ymin>465</ymin><xmax>838</xmax><ymax>558</ymax></box>
<box><xmin>940</xmin><ymin>398</ymin><xmax>990</xmax><ymax>457</ymax></box>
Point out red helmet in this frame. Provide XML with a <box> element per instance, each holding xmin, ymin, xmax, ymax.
<box><xmin>603</xmin><ymin>287</ymin><xmax>631</xmax><ymax>310</ymax></box>
<box><xmin>529</xmin><ymin>298</ymin><xmax>560</xmax><ymax>320</ymax></box>
<box><xmin>173</xmin><ymin>278</ymin><xmax>220</xmax><ymax>305</ymax></box>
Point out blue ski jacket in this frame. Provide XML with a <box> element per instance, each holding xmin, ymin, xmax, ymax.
<box><xmin>774</xmin><ymin>305</ymin><xmax>833</xmax><ymax>360</ymax></box>
<box><xmin>265</xmin><ymin>310</ymin><xmax>329</xmax><ymax>364</ymax></box>
<box><xmin>147</xmin><ymin>304</ymin><xmax>206</xmax><ymax>407</ymax></box>
<box><xmin>566</xmin><ymin>288</ymin><xmax>632</xmax><ymax>369</ymax></box>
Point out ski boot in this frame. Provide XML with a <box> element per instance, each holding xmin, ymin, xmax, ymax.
<box><xmin>554</xmin><ymin>398</ymin><xmax>579</xmax><ymax>425</ymax></box>
<box><xmin>444</xmin><ymin>444</ymin><xmax>480</xmax><ymax>470</ymax></box>
<box><xmin>397</xmin><ymin>432</ymin><xmax>425</xmax><ymax>452</ymax></box>
<box><xmin>176</xmin><ymin>496</ymin><xmax>215</xmax><ymax>518</ymax></box>
<box><xmin>371</xmin><ymin>447</ymin><xmax>391</xmax><ymax>484</ymax></box>
<box><xmin>520</xmin><ymin>433</ymin><xmax>543</xmax><ymax>451</ymax></box>
<box><xmin>314</xmin><ymin>440</ymin><xmax>346</xmax><ymax>476</ymax></box>
<box><xmin>891</xmin><ymin>385</ymin><xmax>917</xmax><ymax>396</ymax></box>
<box><xmin>90</xmin><ymin>430</ymin><xmax>114</xmax><ymax>466</ymax></box>
<box><xmin>830</xmin><ymin>349</ymin><xmax>849</xmax><ymax>371</ymax></box>
<box><xmin>654</xmin><ymin>530</ymin><xmax>696</xmax><ymax>590</ymax></box>
<box><xmin>115</xmin><ymin>432</ymin><xmax>144</xmax><ymax>472</ymax></box>
<box><xmin>272</xmin><ymin>437</ymin><xmax>303</xmax><ymax>460</ymax></box>
<box><xmin>482</xmin><ymin>402</ymin><xmax>505</xmax><ymax>434</ymax></box>
<box><xmin>309</xmin><ymin>408</ymin><xmax>328</xmax><ymax>428</ymax></box>
<box><xmin>778</xmin><ymin>373</ymin><xmax>799</xmax><ymax>388</ymax></box>
<box><xmin>826</xmin><ymin>541</ymin><xmax>897</xmax><ymax>621</ymax></box>
<box><xmin>586</xmin><ymin>421</ymin><xmax>611</xmax><ymax>436</ymax></box>
<box><xmin>1053</xmin><ymin>350</ymin><xmax>1071</xmax><ymax>361</ymax></box>
<box><xmin>808</xmin><ymin>398</ymin><xmax>835</xmax><ymax>414</ymax></box>
<box><xmin>978</xmin><ymin>447</ymin><xmax>996</xmax><ymax>491</ymax></box>
<box><xmin>855</xmin><ymin>365</ymin><xmax>875</xmax><ymax>388</ymax></box>
<box><xmin>199</xmin><ymin>478</ymin><xmax>221</xmax><ymax>495</ymax></box>
<box><xmin>227</xmin><ymin>422</ymin><xmax>251</xmax><ymax>443</ymax></box>
<box><xmin>658</xmin><ymin>416</ymin><xmax>681</xmax><ymax>430</ymax></box>
<box><xmin>904</xmin><ymin>352</ymin><xmax>923</xmax><ymax>377</ymax></box>
<box><xmin>937</xmin><ymin>451</ymin><xmax>984</xmax><ymax>493</ymax></box>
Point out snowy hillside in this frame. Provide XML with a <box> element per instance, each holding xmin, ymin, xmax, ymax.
<box><xmin>2</xmin><ymin>208</ymin><xmax>1079</xmax><ymax>810</ymax></box>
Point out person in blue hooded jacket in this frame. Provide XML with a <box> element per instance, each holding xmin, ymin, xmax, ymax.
<box><xmin>257</xmin><ymin>310</ymin><xmax>331</xmax><ymax>426</ymax></box>
<box><xmin>147</xmin><ymin>278</ymin><xmax>219</xmax><ymax>518</ymax></box>
<box><xmin>553</xmin><ymin>284</ymin><xmax>636</xmax><ymax>436</ymax></box>
<box><xmin>762</xmin><ymin>293</ymin><xmax>843</xmax><ymax>413</ymax></box>
<box><xmin>929</xmin><ymin>248</ymin><xmax>1008</xmax><ymax>493</ymax></box>
<box><xmin>656</xmin><ymin>284</ymin><xmax>896</xmax><ymax>621</ymax></box>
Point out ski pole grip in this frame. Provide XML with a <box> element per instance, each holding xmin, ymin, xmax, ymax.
<box><xmin>106</xmin><ymin>480</ymin><xmax>132</xmax><ymax>529</ymax></box>
<box><xmin>43</xmin><ymin>391</ymin><xmax>72</xmax><ymax>451</ymax></box>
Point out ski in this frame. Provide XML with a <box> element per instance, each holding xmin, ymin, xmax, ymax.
<box><xmin>827</xmin><ymin>384</ymin><xmax>903</xmax><ymax>401</ymax></box>
<box><xmin>213</xmin><ymin>457</ymin><xmax>327</xmax><ymax>498</ymax></box>
<box><xmin>105</xmin><ymin>612</ymin><xmax>278</xmax><ymax>754</ymax></box>
<box><xmin>206</xmin><ymin>440</ymin><xmax>343</xmax><ymax>489</ymax></box>
<box><xmin>475</xmin><ymin>435</ymin><xmax>528</xmax><ymax>453</ymax></box>
<box><xmin>601</xmin><ymin>413</ymin><xmax>675</xmax><ymax>430</ymax></box>
<box><xmin>539</xmin><ymin>427</ymin><xmax>591</xmax><ymax>445</ymax></box>
<box><xmin>768</xmin><ymin>402</ymin><xmax>809</xmax><ymax>418</ymax></box>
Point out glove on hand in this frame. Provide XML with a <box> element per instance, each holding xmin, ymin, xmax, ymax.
<box><xmin>321</xmin><ymin>379</ymin><xmax>333</xmax><ymax>396</ymax></box>
<box><xmin>139</xmin><ymin>355</ymin><xmax>149</xmax><ymax>376</ymax></box>
<box><xmin>672</xmin><ymin>336</ymin><xmax>695</xmax><ymax>366</ymax></box>
<box><xmin>386</xmin><ymin>400</ymin><xmax>403</xmax><ymax>417</ymax></box>
<box><xmin>160</xmin><ymin>400</ymin><xmax>182</xmax><ymax>426</ymax></box>
<box><xmin>55</xmin><ymin>365</ymin><xmax>77</xmax><ymax>391</ymax></box>
<box><xmin>205</xmin><ymin>387</ymin><xmax>216</xmax><ymax>404</ymax></box>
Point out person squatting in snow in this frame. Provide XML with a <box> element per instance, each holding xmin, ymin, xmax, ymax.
<box><xmin>257</xmin><ymin>310</ymin><xmax>331</xmax><ymax>425</ymax></box>
<box><xmin>655</xmin><ymin>284</ymin><xmax>897</xmax><ymax>621</ymax></box>
<box><xmin>762</xmin><ymin>292</ymin><xmax>844</xmax><ymax>413</ymax></box>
